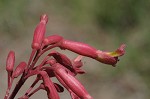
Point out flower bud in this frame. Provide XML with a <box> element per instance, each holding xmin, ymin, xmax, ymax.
<box><xmin>31</xmin><ymin>14</ymin><xmax>48</xmax><ymax>50</ymax></box>
<box><xmin>12</xmin><ymin>62</ymin><xmax>27</xmax><ymax>78</ymax></box>
<box><xmin>43</xmin><ymin>35</ymin><xmax>63</xmax><ymax>46</ymax></box>
<box><xmin>53</xmin><ymin>63</ymin><xmax>93</xmax><ymax>99</ymax></box>
<box><xmin>6</xmin><ymin>51</ymin><xmax>15</xmax><ymax>73</ymax></box>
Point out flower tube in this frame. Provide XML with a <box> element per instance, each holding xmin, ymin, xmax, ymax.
<box><xmin>52</xmin><ymin>63</ymin><xmax>93</xmax><ymax>99</ymax></box>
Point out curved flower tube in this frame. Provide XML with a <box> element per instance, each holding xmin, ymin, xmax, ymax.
<box><xmin>52</xmin><ymin>63</ymin><xmax>93</xmax><ymax>99</ymax></box>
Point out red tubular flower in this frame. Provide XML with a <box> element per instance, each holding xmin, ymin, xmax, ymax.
<box><xmin>12</xmin><ymin>62</ymin><xmax>27</xmax><ymax>78</ymax></box>
<box><xmin>59</xmin><ymin>39</ymin><xmax>125</xmax><ymax>66</ymax></box>
<box><xmin>5</xmin><ymin>51</ymin><xmax>15</xmax><ymax>98</ymax></box>
<box><xmin>54</xmin><ymin>74</ymin><xmax>80</xmax><ymax>99</ymax></box>
<box><xmin>6</xmin><ymin>51</ymin><xmax>15</xmax><ymax>74</ymax></box>
<box><xmin>96</xmin><ymin>44</ymin><xmax>126</xmax><ymax>66</ymax></box>
<box><xmin>43</xmin><ymin>35</ymin><xmax>63</xmax><ymax>46</ymax></box>
<box><xmin>39</xmin><ymin>71</ymin><xmax>60</xmax><ymax>99</ymax></box>
<box><xmin>42</xmin><ymin>35</ymin><xmax>126</xmax><ymax>66</ymax></box>
<box><xmin>59</xmin><ymin>39</ymin><xmax>97</xmax><ymax>58</ymax></box>
<box><xmin>52</xmin><ymin>63</ymin><xmax>93</xmax><ymax>99</ymax></box>
<box><xmin>31</xmin><ymin>14</ymin><xmax>48</xmax><ymax>50</ymax></box>
<box><xmin>4</xmin><ymin>14</ymin><xmax>126</xmax><ymax>99</ymax></box>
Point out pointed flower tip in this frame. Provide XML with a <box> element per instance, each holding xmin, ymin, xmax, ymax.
<box><xmin>40</xmin><ymin>14</ymin><xmax>48</xmax><ymax>24</ymax></box>
<box><xmin>109</xmin><ymin>44</ymin><xmax>126</xmax><ymax>57</ymax></box>
<box><xmin>96</xmin><ymin>44</ymin><xmax>126</xmax><ymax>66</ymax></box>
<box><xmin>117</xmin><ymin>44</ymin><xmax>126</xmax><ymax>56</ymax></box>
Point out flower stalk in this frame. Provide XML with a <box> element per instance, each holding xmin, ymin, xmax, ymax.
<box><xmin>4</xmin><ymin>14</ymin><xmax>125</xmax><ymax>99</ymax></box>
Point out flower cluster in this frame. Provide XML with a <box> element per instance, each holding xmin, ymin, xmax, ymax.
<box><xmin>4</xmin><ymin>14</ymin><xmax>125</xmax><ymax>99</ymax></box>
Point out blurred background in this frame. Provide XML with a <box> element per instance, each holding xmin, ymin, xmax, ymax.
<box><xmin>0</xmin><ymin>0</ymin><xmax>150</xmax><ymax>99</ymax></box>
